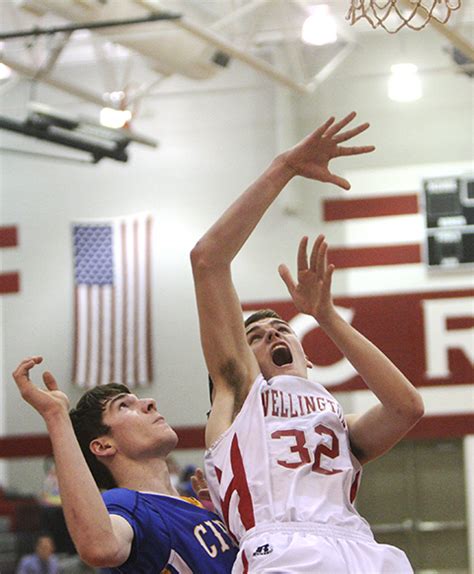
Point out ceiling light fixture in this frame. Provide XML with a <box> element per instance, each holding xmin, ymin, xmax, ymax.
<box><xmin>388</xmin><ymin>63</ymin><xmax>422</xmax><ymax>102</ymax></box>
<box><xmin>0</xmin><ymin>62</ymin><xmax>12</xmax><ymax>80</ymax></box>
<box><xmin>302</xmin><ymin>5</ymin><xmax>338</xmax><ymax>46</ymax></box>
<box><xmin>100</xmin><ymin>107</ymin><xmax>132</xmax><ymax>129</ymax></box>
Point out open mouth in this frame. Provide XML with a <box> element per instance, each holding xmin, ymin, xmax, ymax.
<box><xmin>271</xmin><ymin>345</ymin><xmax>293</xmax><ymax>367</ymax></box>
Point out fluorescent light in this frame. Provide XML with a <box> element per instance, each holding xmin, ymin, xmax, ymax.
<box><xmin>388</xmin><ymin>63</ymin><xmax>422</xmax><ymax>102</ymax></box>
<box><xmin>0</xmin><ymin>63</ymin><xmax>12</xmax><ymax>80</ymax></box>
<box><xmin>302</xmin><ymin>5</ymin><xmax>337</xmax><ymax>46</ymax></box>
<box><xmin>100</xmin><ymin>107</ymin><xmax>132</xmax><ymax>129</ymax></box>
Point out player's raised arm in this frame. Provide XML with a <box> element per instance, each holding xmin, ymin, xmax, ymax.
<box><xmin>12</xmin><ymin>357</ymin><xmax>133</xmax><ymax>567</ymax></box>
<box><xmin>191</xmin><ymin>113</ymin><xmax>375</xmax><ymax>445</ymax></box>
<box><xmin>279</xmin><ymin>236</ymin><xmax>424</xmax><ymax>464</ymax></box>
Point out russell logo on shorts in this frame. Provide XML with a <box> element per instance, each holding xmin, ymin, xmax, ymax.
<box><xmin>253</xmin><ymin>544</ymin><xmax>273</xmax><ymax>557</ymax></box>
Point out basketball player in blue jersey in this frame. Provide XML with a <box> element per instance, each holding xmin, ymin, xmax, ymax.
<box><xmin>12</xmin><ymin>357</ymin><xmax>238</xmax><ymax>573</ymax></box>
<box><xmin>191</xmin><ymin>113</ymin><xmax>424</xmax><ymax>572</ymax></box>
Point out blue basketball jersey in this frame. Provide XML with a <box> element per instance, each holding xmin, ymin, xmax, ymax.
<box><xmin>101</xmin><ymin>488</ymin><xmax>238</xmax><ymax>573</ymax></box>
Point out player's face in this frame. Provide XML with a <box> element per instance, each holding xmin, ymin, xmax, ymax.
<box><xmin>102</xmin><ymin>393</ymin><xmax>178</xmax><ymax>458</ymax></box>
<box><xmin>245</xmin><ymin>318</ymin><xmax>310</xmax><ymax>380</ymax></box>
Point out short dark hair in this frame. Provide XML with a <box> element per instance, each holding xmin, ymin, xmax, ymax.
<box><xmin>35</xmin><ymin>532</ymin><xmax>54</xmax><ymax>545</ymax></box>
<box><xmin>207</xmin><ymin>309</ymin><xmax>283</xmax><ymax>410</ymax></box>
<box><xmin>244</xmin><ymin>308</ymin><xmax>282</xmax><ymax>329</ymax></box>
<box><xmin>69</xmin><ymin>383</ymin><xmax>130</xmax><ymax>490</ymax></box>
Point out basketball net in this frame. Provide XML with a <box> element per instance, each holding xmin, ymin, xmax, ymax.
<box><xmin>346</xmin><ymin>0</ymin><xmax>462</xmax><ymax>32</ymax></box>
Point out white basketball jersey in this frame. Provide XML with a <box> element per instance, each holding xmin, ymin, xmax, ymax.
<box><xmin>204</xmin><ymin>374</ymin><xmax>373</xmax><ymax>545</ymax></box>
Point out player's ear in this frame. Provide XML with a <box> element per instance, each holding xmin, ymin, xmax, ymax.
<box><xmin>90</xmin><ymin>436</ymin><xmax>116</xmax><ymax>459</ymax></box>
<box><xmin>305</xmin><ymin>355</ymin><xmax>313</xmax><ymax>369</ymax></box>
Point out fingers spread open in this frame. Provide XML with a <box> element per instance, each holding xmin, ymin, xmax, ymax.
<box><xmin>315</xmin><ymin>239</ymin><xmax>328</xmax><ymax>281</ymax></box>
<box><xmin>336</xmin><ymin>145</ymin><xmax>376</xmax><ymax>157</ymax></box>
<box><xmin>297</xmin><ymin>236</ymin><xmax>309</xmax><ymax>271</ymax></box>
<box><xmin>322</xmin><ymin>264</ymin><xmax>335</xmax><ymax>298</ymax></box>
<box><xmin>306</xmin><ymin>116</ymin><xmax>336</xmax><ymax>144</ymax></box>
<box><xmin>333</xmin><ymin>122</ymin><xmax>370</xmax><ymax>144</ymax></box>
<box><xmin>278</xmin><ymin>264</ymin><xmax>296</xmax><ymax>295</ymax></box>
<box><xmin>325</xmin><ymin>111</ymin><xmax>357</xmax><ymax>138</ymax></box>
<box><xmin>325</xmin><ymin>172</ymin><xmax>351</xmax><ymax>190</ymax></box>
<box><xmin>309</xmin><ymin>235</ymin><xmax>325</xmax><ymax>272</ymax></box>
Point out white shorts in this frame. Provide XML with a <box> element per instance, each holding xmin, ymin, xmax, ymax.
<box><xmin>232</xmin><ymin>523</ymin><xmax>413</xmax><ymax>574</ymax></box>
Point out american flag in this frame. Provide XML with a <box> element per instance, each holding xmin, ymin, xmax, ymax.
<box><xmin>72</xmin><ymin>214</ymin><xmax>153</xmax><ymax>388</ymax></box>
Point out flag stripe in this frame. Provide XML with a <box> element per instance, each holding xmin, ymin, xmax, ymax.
<box><xmin>323</xmin><ymin>194</ymin><xmax>419</xmax><ymax>221</ymax></box>
<box><xmin>137</xmin><ymin>219</ymin><xmax>147</xmax><ymax>384</ymax></box>
<box><xmin>102</xmin><ymin>288</ymin><xmax>112</xmax><ymax>385</ymax></box>
<box><xmin>0</xmin><ymin>272</ymin><xmax>20</xmax><ymax>294</ymax></box>
<box><xmin>77</xmin><ymin>287</ymin><xmax>88</xmax><ymax>385</ymax></box>
<box><xmin>146</xmin><ymin>217</ymin><xmax>153</xmax><ymax>382</ymax></box>
<box><xmin>0</xmin><ymin>226</ymin><xmax>18</xmax><ymax>247</ymax></box>
<box><xmin>86</xmin><ymin>288</ymin><xmax>93</xmax><ymax>387</ymax></box>
<box><xmin>98</xmin><ymin>287</ymin><xmax>104</xmax><ymax>387</ymax></box>
<box><xmin>134</xmin><ymin>219</ymin><xmax>139</xmax><ymax>386</ymax></box>
<box><xmin>113</xmin><ymin>223</ymin><xmax>123</xmax><ymax>384</ymax></box>
<box><xmin>125</xmin><ymin>219</ymin><xmax>135</xmax><ymax>385</ymax></box>
<box><xmin>328</xmin><ymin>244</ymin><xmax>422</xmax><ymax>268</ymax></box>
<box><xmin>72</xmin><ymin>289</ymin><xmax>79</xmax><ymax>384</ymax></box>
<box><xmin>121</xmin><ymin>221</ymin><xmax>128</xmax><ymax>385</ymax></box>
<box><xmin>110</xmin><ymin>285</ymin><xmax>116</xmax><ymax>383</ymax></box>
<box><xmin>91</xmin><ymin>287</ymin><xmax>101</xmax><ymax>387</ymax></box>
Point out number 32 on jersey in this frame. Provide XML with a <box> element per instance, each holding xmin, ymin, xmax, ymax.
<box><xmin>271</xmin><ymin>424</ymin><xmax>343</xmax><ymax>475</ymax></box>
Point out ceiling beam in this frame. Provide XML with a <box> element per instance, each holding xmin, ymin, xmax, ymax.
<box><xmin>398</xmin><ymin>0</ymin><xmax>474</xmax><ymax>62</ymax></box>
<box><xmin>33</xmin><ymin>31</ymin><xmax>73</xmax><ymax>80</ymax></box>
<box><xmin>209</xmin><ymin>0</ymin><xmax>271</xmax><ymax>32</ymax></box>
<box><xmin>0</xmin><ymin>54</ymin><xmax>105</xmax><ymax>106</ymax></box>
<box><xmin>0</xmin><ymin>11</ymin><xmax>180</xmax><ymax>41</ymax></box>
<box><xmin>308</xmin><ymin>43</ymin><xmax>356</xmax><ymax>90</ymax></box>
<box><xmin>137</xmin><ymin>0</ymin><xmax>312</xmax><ymax>93</ymax></box>
<box><xmin>173</xmin><ymin>16</ymin><xmax>312</xmax><ymax>93</ymax></box>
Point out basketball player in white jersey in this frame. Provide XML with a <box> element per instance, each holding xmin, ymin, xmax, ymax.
<box><xmin>191</xmin><ymin>112</ymin><xmax>424</xmax><ymax>573</ymax></box>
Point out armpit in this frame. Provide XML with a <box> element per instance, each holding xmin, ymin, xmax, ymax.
<box><xmin>219</xmin><ymin>359</ymin><xmax>248</xmax><ymax>419</ymax></box>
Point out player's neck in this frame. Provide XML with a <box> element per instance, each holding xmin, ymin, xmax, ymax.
<box><xmin>112</xmin><ymin>457</ymin><xmax>179</xmax><ymax>496</ymax></box>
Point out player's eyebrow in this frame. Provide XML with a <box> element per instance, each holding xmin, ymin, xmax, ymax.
<box><xmin>104</xmin><ymin>393</ymin><xmax>130</xmax><ymax>411</ymax></box>
<box><xmin>245</xmin><ymin>319</ymin><xmax>290</xmax><ymax>337</ymax></box>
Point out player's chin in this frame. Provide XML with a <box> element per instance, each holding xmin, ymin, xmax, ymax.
<box><xmin>169</xmin><ymin>428</ymin><xmax>179</xmax><ymax>449</ymax></box>
<box><xmin>158</xmin><ymin>426</ymin><xmax>179</xmax><ymax>453</ymax></box>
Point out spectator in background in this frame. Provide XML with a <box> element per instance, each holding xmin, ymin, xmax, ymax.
<box><xmin>40</xmin><ymin>459</ymin><xmax>61</xmax><ymax>507</ymax></box>
<box><xmin>16</xmin><ymin>533</ymin><xmax>59</xmax><ymax>574</ymax></box>
<box><xmin>177</xmin><ymin>464</ymin><xmax>197</xmax><ymax>498</ymax></box>
<box><xmin>39</xmin><ymin>459</ymin><xmax>75</xmax><ymax>555</ymax></box>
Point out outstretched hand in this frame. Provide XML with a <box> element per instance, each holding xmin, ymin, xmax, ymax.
<box><xmin>279</xmin><ymin>235</ymin><xmax>336</xmax><ymax>324</ymax></box>
<box><xmin>12</xmin><ymin>356</ymin><xmax>70</xmax><ymax>420</ymax></box>
<box><xmin>281</xmin><ymin>112</ymin><xmax>375</xmax><ymax>190</ymax></box>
